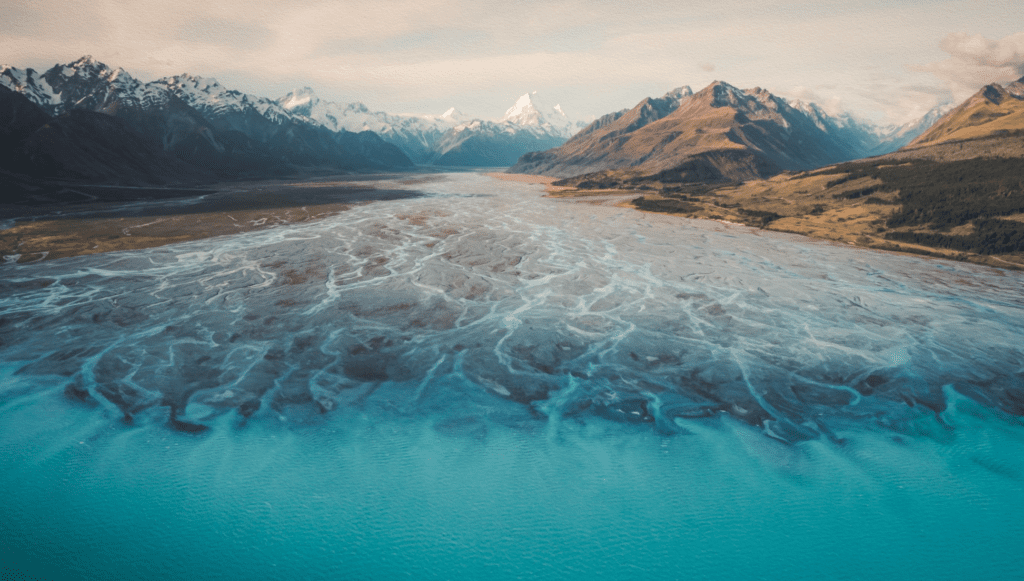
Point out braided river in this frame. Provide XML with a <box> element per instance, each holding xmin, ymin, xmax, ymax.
<box><xmin>2</xmin><ymin>172</ymin><xmax>1022</xmax><ymax>580</ymax></box>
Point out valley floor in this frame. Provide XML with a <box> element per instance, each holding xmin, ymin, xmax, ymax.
<box><xmin>0</xmin><ymin>174</ymin><xmax>428</xmax><ymax>263</ymax></box>
<box><xmin>5</xmin><ymin>169</ymin><xmax>1023</xmax><ymax>272</ymax></box>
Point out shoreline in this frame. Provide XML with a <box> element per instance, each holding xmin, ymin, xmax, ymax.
<box><xmin>3</xmin><ymin>169</ymin><xmax>1021</xmax><ymax>271</ymax></box>
<box><xmin>0</xmin><ymin>175</ymin><xmax>423</xmax><ymax>264</ymax></box>
<box><xmin>495</xmin><ymin>172</ymin><xmax>1024</xmax><ymax>272</ymax></box>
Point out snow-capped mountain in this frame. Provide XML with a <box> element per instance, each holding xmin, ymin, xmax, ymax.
<box><xmin>1</xmin><ymin>82</ymin><xmax>202</xmax><ymax>187</ymax></box>
<box><xmin>788</xmin><ymin>100</ymin><xmax>885</xmax><ymax>157</ymax></box>
<box><xmin>0</xmin><ymin>66</ymin><xmax>62</xmax><ymax>111</ymax></box>
<box><xmin>0</xmin><ymin>56</ymin><xmax>413</xmax><ymax>176</ymax></box>
<box><xmin>278</xmin><ymin>87</ymin><xmax>461</xmax><ymax>163</ymax></box>
<box><xmin>1</xmin><ymin>57</ymin><xmax>588</xmax><ymax>169</ymax></box>
<box><xmin>788</xmin><ymin>99</ymin><xmax>955</xmax><ymax>157</ymax></box>
<box><xmin>0</xmin><ymin>56</ymin><xmax>169</xmax><ymax>116</ymax></box>
<box><xmin>429</xmin><ymin>118</ymin><xmax>568</xmax><ymax>167</ymax></box>
<box><xmin>428</xmin><ymin>91</ymin><xmax>586</xmax><ymax>167</ymax></box>
<box><xmin>499</xmin><ymin>91</ymin><xmax>587</xmax><ymax>138</ymax></box>
<box><xmin>153</xmin><ymin>74</ymin><xmax>295</xmax><ymax>128</ymax></box>
<box><xmin>277</xmin><ymin>86</ymin><xmax>590</xmax><ymax>166</ymax></box>
<box><xmin>872</xmin><ymin>103</ymin><xmax>956</xmax><ymax>153</ymax></box>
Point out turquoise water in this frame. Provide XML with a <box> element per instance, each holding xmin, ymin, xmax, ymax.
<box><xmin>2</xmin><ymin>172</ymin><xmax>1023</xmax><ymax>579</ymax></box>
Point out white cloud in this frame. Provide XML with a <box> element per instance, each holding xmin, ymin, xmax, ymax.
<box><xmin>919</xmin><ymin>31</ymin><xmax>1024</xmax><ymax>101</ymax></box>
<box><xmin>0</xmin><ymin>0</ymin><xmax>1020</xmax><ymax>124</ymax></box>
<box><xmin>784</xmin><ymin>86</ymin><xmax>846</xmax><ymax>117</ymax></box>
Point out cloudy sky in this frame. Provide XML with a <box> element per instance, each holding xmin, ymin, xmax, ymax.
<box><xmin>2</xmin><ymin>0</ymin><xmax>1022</xmax><ymax>124</ymax></box>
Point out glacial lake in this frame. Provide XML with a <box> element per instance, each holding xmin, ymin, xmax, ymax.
<box><xmin>2</xmin><ymin>171</ymin><xmax>1023</xmax><ymax>580</ymax></box>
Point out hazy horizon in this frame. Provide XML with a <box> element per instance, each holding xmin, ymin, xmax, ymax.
<box><xmin>2</xmin><ymin>0</ymin><xmax>1022</xmax><ymax>126</ymax></box>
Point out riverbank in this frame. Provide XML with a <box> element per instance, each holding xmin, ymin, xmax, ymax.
<box><xmin>0</xmin><ymin>175</ymin><xmax>423</xmax><ymax>263</ymax></box>
<box><xmin>505</xmin><ymin>170</ymin><xmax>1024</xmax><ymax>271</ymax></box>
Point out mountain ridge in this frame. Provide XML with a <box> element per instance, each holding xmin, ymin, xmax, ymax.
<box><xmin>905</xmin><ymin>76</ymin><xmax>1024</xmax><ymax>149</ymax></box>
<box><xmin>509</xmin><ymin>80</ymin><xmax>950</xmax><ymax>180</ymax></box>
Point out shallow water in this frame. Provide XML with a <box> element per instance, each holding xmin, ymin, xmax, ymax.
<box><xmin>1</xmin><ymin>172</ymin><xmax>1023</xmax><ymax>580</ymax></box>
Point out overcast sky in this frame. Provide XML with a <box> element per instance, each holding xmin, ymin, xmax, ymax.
<box><xmin>2</xmin><ymin>0</ymin><xmax>1022</xmax><ymax>125</ymax></box>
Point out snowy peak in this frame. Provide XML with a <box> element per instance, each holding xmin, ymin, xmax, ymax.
<box><xmin>147</xmin><ymin>73</ymin><xmax>296</xmax><ymax>126</ymax></box>
<box><xmin>279</xmin><ymin>87</ymin><xmax>320</xmax><ymax>118</ymax></box>
<box><xmin>700</xmin><ymin>81</ymin><xmax>747</xmax><ymax>108</ymax></box>
<box><xmin>499</xmin><ymin>91</ymin><xmax>580</xmax><ymax>138</ymax></box>
<box><xmin>282</xmin><ymin>86</ymin><xmax>318</xmax><ymax>106</ymax></box>
<box><xmin>275</xmin><ymin>90</ymin><xmax>469</xmax><ymax>162</ymax></box>
<box><xmin>662</xmin><ymin>86</ymin><xmax>693</xmax><ymax>106</ymax></box>
<box><xmin>502</xmin><ymin>91</ymin><xmax>545</xmax><ymax>126</ymax></box>
<box><xmin>70</xmin><ymin>55</ymin><xmax>100</xmax><ymax>67</ymax></box>
<box><xmin>63</xmin><ymin>55</ymin><xmax>114</xmax><ymax>79</ymax></box>
<box><xmin>787</xmin><ymin>99</ymin><xmax>866</xmax><ymax>135</ymax></box>
<box><xmin>160</xmin><ymin>73</ymin><xmax>226</xmax><ymax>94</ymax></box>
<box><xmin>0</xmin><ymin>56</ymin><xmax>159</xmax><ymax>116</ymax></box>
<box><xmin>440</xmin><ymin>107</ymin><xmax>465</xmax><ymax>122</ymax></box>
<box><xmin>55</xmin><ymin>55</ymin><xmax>135</xmax><ymax>88</ymax></box>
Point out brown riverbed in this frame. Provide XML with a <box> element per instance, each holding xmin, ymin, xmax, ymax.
<box><xmin>0</xmin><ymin>174</ymin><xmax>425</xmax><ymax>263</ymax></box>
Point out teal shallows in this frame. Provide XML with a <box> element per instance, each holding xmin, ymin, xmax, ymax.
<box><xmin>1</xmin><ymin>388</ymin><xmax>1022</xmax><ymax>581</ymax></box>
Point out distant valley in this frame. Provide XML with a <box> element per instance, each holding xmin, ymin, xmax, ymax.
<box><xmin>2</xmin><ymin>55</ymin><xmax>1022</xmax><ymax>269</ymax></box>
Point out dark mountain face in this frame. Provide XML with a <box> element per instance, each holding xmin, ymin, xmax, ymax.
<box><xmin>22</xmin><ymin>109</ymin><xmax>208</xmax><ymax>185</ymax></box>
<box><xmin>0</xmin><ymin>84</ymin><xmax>52</xmax><ymax>174</ymax></box>
<box><xmin>0</xmin><ymin>85</ymin><xmax>211</xmax><ymax>208</ymax></box>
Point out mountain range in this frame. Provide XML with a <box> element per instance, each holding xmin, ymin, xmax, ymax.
<box><xmin>277</xmin><ymin>87</ymin><xmax>585</xmax><ymax>166</ymax></box>
<box><xmin>426</xmin><ymin>92</ymin><xmax>587</xmax><ymax>166</ymax></box>
<box><xmin>0</xmin><ymin>55</ymin><xmax>966</xmax><ymax>192</ymax></box>
<box><xmin>1</xmin><ymin>56</ymin><xmax>588</xmax><ymax>171</ymax></box>
<box><xmin>277</xmin><ymin>86</ymin><xmax>463</xmax><ymax>163</ymax></box>
<box><xmin>0</xmin><ymin>56</ymin><xmax>413</xmax><ymax>183</ymax></box>
<box><xmin>509</xmin><ymin>81</ymin><xmax>950</xmax><ymax>181</ymax></box>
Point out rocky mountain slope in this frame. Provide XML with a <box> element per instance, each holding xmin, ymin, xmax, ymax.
<box><xmin>1</xmin><ymin>86</ymin><xmax>202</xmax><ymax>184</ymax></box>
<box><xmin>509</xmin><ymin>81</ymin><xmax>948</xmax><ymax>180</ymax></box>
<box><xmin>788</xmin><ymin>100</ymin><xmax>952</xmax><ymax>157</ymax></box>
